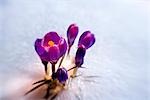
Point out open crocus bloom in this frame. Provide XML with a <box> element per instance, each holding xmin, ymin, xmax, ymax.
<box><xmin>34</xmin><ymin>32</ymin><xmax>67</xmax><ymax>64</ymax></box>
<box><xmin>78</xmin><ymin>31</ymin><xmax>95</xmax><ymax>49</ymax></box>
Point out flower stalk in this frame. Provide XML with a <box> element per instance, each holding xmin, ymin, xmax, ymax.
<box><xmin>42</xmin><ymin>60</ymin><xmax>48</xmax><ymax>75</ymax></box>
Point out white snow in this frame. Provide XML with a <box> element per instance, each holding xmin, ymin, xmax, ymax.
<box><xmin>0</xmin><ymin>0</ymin><xmax>148</xmax><ymax>100</ymax></box>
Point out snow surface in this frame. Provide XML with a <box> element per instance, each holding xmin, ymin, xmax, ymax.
<box><xmin>0</xmin><ymin>0</ymin><xmax>149</xmax><ymax>100</ymax></box>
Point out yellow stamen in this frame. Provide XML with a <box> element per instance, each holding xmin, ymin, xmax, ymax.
<box><xmin>48</xmin><ymin>41</ymin><xmax>54</xmax><ymax>47</ymax></box>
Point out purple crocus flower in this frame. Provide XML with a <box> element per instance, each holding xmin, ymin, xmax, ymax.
<box><xmin>75</xmin><ymin>45</ymin><xmax>86</xmax><ymax>67</ymax></box>
<box><xmin>67</xmin><ymin>24</ymin><xmax>79</xmax><ymax>47</ymax></box>
<box><xmin>56</xmin><ymin>67</ymin><xmax>68</xmax><ymax>83</ymax></box>
<box><xmin>78</xmin><ymin>31</ymin><xmax>95</xmax><ymax>49</ymax></box>
<box><xmin>34</xmin><ymin>32</ymin><xmax>67</xmax><ymax>64</ymax></box>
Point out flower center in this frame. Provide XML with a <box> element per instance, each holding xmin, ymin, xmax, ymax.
<box><xmin>48</xmin><ymin>41</ymin><xmax>54</xmax><ymax>47</ymax></box>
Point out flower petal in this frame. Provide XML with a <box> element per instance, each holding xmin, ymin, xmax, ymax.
<box><xmin>78</xmin><ymin>31</ymin><xmax>95</xmax><ymax>49</ymax></box>
<box><xmin>34</xmin><ymin>39</ymin><xmax>49</xmax><ymax>61</ymax></box>
<box><xmin>48</xmin><ymin>45</ymin><xmax>60</xmax><ymax>63</ymax></box>
<box><xmin>59</xmin><ymin>38</ymin><xmax>67</xmax><ymax>57</ymax></box>
<box><xmin>43</xmin><ymin>32</ymin><xmax>60</xmax><ymax>46</ymax></box>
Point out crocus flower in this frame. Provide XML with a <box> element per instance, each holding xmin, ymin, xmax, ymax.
<box><xmin>75</xmin><ymin>45</ymin><xmax>86</xmax><ymax>67</ymax></box>
<box><xmin>78</xmin><ymin>31</ymin><xmax>95</xmax><ymax>49</ymax></box>
<box><xmin>56</xmin><ymin>67</ymin><xmax>68</xmax><ymax>83</ymax></box>
<box><xmin>67</xmin><ymin>24</ymin><xmax>79</xmax><ymax>47</ymax></box>
<box><xmin>34</xmin><ymin>32</ymin><xmax>67</xmax><ymax>64</ymax></box>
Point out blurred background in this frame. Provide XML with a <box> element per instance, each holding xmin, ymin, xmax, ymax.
<box><xmin>0</xmin><ymin>0</ymin><xmax>149</xmax><ymax>100</ymax></box>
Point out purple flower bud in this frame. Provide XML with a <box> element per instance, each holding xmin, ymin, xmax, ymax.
<box><xmin>67</xmin><ymin>24</ymin><xmax>79</xmax><ymax>47</ymax></box>
<box><xmin>75</xmin><ymin>45</ymin><xmax>86</xmax><ymax>67</ymax></box>
<box><xmin>78</xmin><ymin>31</ymin><xmax>95</xmax><ymax>49</ymax></box>
<box><xmin>56</xmin><ymin>67</ymin><xmax>68</xmax><ymax>83</ymax></box>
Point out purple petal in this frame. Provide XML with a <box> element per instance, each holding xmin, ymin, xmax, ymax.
<box><xmin>34</xmin><ymin>39</ymin><xmax>49</xmax><ymax>61</ymax></box>
<box><xmin>75</xmin><ymin>45</ymin><xmax>86</xmax><ymax>67</ymax></box>
<box><xmin>78</xmin><ymin>31</ymin><xmax>95</xmax><ymax>49</ymax></box>
<box><xmin>67</xmin><ymin>24</ymin><xmax>79</xmax><ymax>46</ymax></box>
<box><xmin>56</xmin><ymin>67</ymin><xmax>68</xmax><ymax>83</ymax></box>
<box><xmin>43</xmin><ymin>32</ymin><xmax>60</xmax><ymax>46</ymax></box>
<box><xmin>59</xmin><ymin>38</ymin><xmax>67</xmax><ymax>57</ymax></box>
<box><xmin>48</xmin><ymin>45</ymin><xmax>60</xmax><ymax>63</ymax></box>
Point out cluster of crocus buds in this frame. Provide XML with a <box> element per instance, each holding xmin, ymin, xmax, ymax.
<box><xmin>26</xmin><ymin>24</ymin><xmax>95</xmax><ymax>99</ymax></box>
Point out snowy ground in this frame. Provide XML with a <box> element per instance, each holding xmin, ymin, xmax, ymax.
<box><xmin>0</xmin><ymin>0</ymin><xmax>149</xmax><ymax>100</ymax></box>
